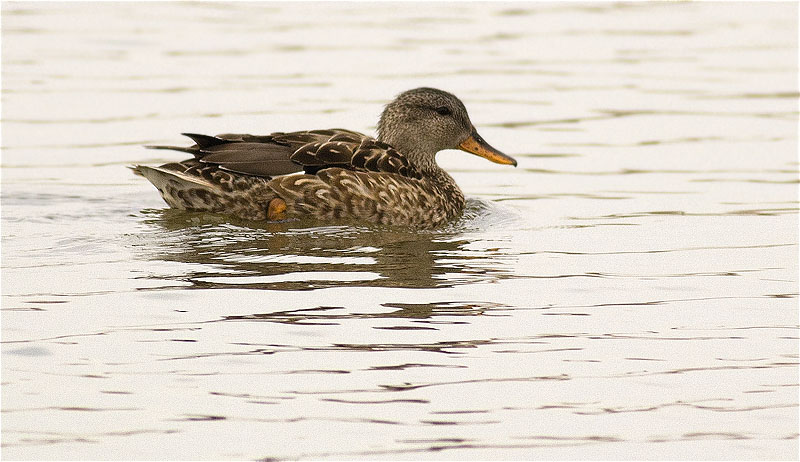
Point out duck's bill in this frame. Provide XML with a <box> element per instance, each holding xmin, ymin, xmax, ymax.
<box><xmin>458</xmin><ymin>130</ymin><xmax>517</xmax><ymax>166</ymax></box>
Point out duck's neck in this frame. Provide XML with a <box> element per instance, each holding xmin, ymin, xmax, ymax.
<box><xmin>398</xmin><ymin>146</ymin><xmax>463</xmax><ymax>202</ymax></box>
<box><xmin>405</xmin><ymin>150</ymin><xmax>442</xmax><ymax>175</ymax></box>
<box><xmin>377</xmin><ymin>134</ymin><xmax>439</xmax><ymax>173</ymax></box>
<box><xmin>378</xmin><ymin>134</ymin><xmax>465</xmax><ymax>214</ymax></box>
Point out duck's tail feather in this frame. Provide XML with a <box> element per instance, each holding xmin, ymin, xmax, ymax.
<box><xmin>132</xmin><ymin>164</ymin><xmax>216</xmax><ymax>192</ymax></box>
<box><xmin>145</xmin><ymin>145</ymin><xmax>202</xmax><ymax>155</ymax></box>
<box><xmin>144</xmin><ymin>134</ymin><xmax>239</xmax><ymax>157</ymax></box>
<box><xmin>181</xmin><ymin>133</ymin><xmax>230</xmax><ymax>149</ymax></box>
<box><xmin>128</xmin><ymin>165</ymin><xmax>146</xmax><ymax>177</ymax></box>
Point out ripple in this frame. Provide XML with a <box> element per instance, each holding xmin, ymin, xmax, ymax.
<box><xmin>219</xmin><ymin>301</ymin><xmax>506</xmax><ymax>326</ymax></box>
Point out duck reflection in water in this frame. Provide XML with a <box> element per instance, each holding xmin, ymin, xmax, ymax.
<box><xmin>135</xmin><ymin>199</ymin><xmax>517</xmax><ymax>292</ymax></box>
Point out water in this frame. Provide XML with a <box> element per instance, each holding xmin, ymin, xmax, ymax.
<box><xmin>2</xmin><ymin>2</ymin><xmax>798</xmax><ymax>460</ymax></box>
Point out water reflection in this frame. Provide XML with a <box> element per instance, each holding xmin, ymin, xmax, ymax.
<box><xmin>132</xmin><ymin>199</ymin><xmax>518</xmax><ymax>291</ymax></box>
<box><xmin>220</xmin><ymin>301</ymin><xmax>506</xmax><ymax>326</ymax></box>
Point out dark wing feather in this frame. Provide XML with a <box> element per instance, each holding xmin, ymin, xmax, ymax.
<box><xmin>199</xmin><ymin>143</ymin><xmax>303</xmax><ymax>176</ymax></box>
<box><xmin>146</xmin><ymin>128</ymin><xmax>420</xmax><ymax>179</ymax></box>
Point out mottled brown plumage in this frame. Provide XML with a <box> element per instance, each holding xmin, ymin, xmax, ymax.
<box><xmin>133</xmin><ymin>88</ymin><xmax>516</xmax><ymax>228</ymax></box>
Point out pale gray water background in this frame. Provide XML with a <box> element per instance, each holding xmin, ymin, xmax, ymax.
<box><xmin>1</xmin><ymin>1</ymin><xmax>798</xmax><ymax>460</ymax></box>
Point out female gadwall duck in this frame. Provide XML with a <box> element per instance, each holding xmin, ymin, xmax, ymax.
<box><xmin>133</xmin><ymin>87</ymin><xmax>516</xmax><ymax>228</ymax></box>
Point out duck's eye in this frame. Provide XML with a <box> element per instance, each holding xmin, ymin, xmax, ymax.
<box><xmin>435</xmin><ymin>106</ymin><xmax>452</xmax><ymax>116</ymax></box>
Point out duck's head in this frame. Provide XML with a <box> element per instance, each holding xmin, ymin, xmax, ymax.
<box><xmin>377</xmin><ymin>87</ymin><xmax>517</xmax><ymax>169</ymax></box>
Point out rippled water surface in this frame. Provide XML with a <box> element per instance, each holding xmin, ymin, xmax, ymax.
<box><xmin>2</xmin><ymin>2</ymin><xmax>798</xmax><ymax>460</ymax></box>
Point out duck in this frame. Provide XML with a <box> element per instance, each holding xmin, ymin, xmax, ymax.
<box><xmin>132</xmin><ymin>87</ymin><xmax>516</xmax><ymax>228</ymax></box>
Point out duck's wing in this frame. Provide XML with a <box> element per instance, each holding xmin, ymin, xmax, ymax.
<box><xmin>147</xmin><ymin>132</ymin><xmax>306</xmax><ymax>177</ymax></box>
<box><xmin>147</xmin><ymin>129</ymin><xmax>421</xmax><ymax>179</ymax></box>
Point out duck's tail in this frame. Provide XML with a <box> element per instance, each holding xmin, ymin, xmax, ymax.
<box><xmin>131</xmin><ymin>163</ymin><xmax>215</xmax><ymax>190</ymax></box>
<box><xmin>130</xmin><ymin>163</ymin><xmax>220</xmax><ymax>210</ymax></box>
<box><xmin>130</xmin><ymin>162</ymin><xmax>275</xmax><ymax>221</ymax></box>
<box><xmin>128</xmin><ymin>165</ymin><xmax>150</xmax><ymax>177</ymax></box>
